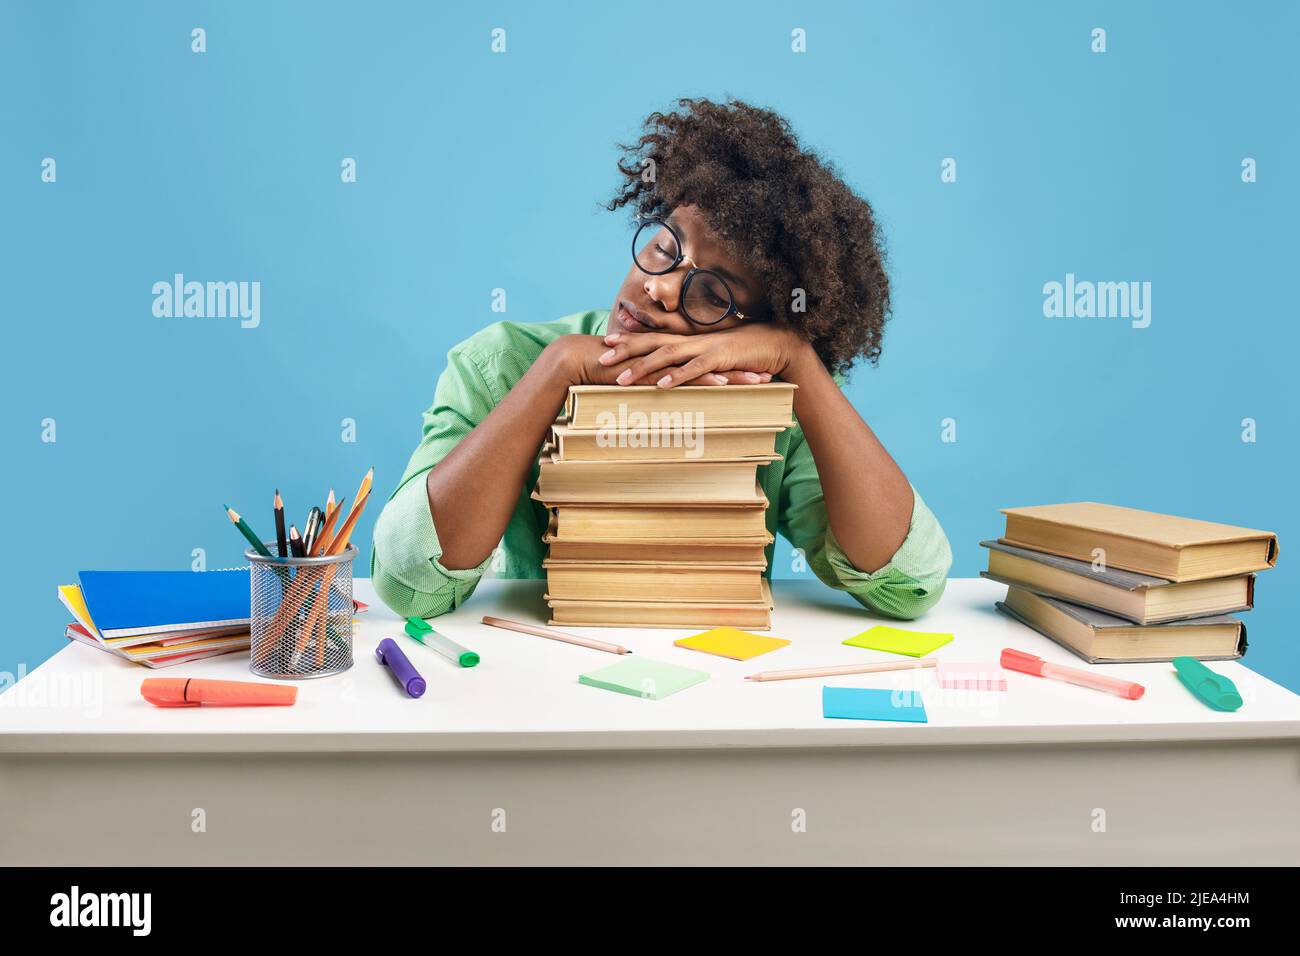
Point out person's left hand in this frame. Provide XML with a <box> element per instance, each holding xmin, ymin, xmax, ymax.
<box><xmin>597</xmin><ymin>323</ymin><xmax>809</xmax><ymax>388</ymax></box>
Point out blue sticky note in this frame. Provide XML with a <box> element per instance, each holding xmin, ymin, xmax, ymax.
<box><xmin>822</xmin><ymin>686</ymin><xmax>928</xmax><ymax>723</ymax></box>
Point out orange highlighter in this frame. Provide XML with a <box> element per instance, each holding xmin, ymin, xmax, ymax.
<box><xmin>1001</xmin><ymin>648</ymin><xmax>1145</xmax><ymax>700</ymax></box>
<box><xmin>141</xmin><ymin>678</ymin><xmax>298</xmax><ymax>707</ymax></box>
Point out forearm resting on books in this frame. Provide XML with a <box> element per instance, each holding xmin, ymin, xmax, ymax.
<box><xmin>785</xmin><ymin>349</ymin><xmax>915</xmax><ymax>575</ymax></box>
<box><xmin>426</xmin><ymin>351</ymin><xmax>573</xmax><ymax>570</ymax></box>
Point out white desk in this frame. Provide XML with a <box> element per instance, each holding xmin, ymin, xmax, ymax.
<box><xmin>2</xmin><ymin>578</ymin><xmax>1298</xmax><ymax>865</ymax></box>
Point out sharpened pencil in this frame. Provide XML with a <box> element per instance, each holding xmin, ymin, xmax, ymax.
<box><xmin>273</xmin><ymin>490</ymin><xmax>287</xmax><ymax>558</ymax></box>
<box><xmin>325</xmin><ymin>490</ymin><xmax>370</xmax><ymax>555</ymax></box>
<box><xmin>481</xmin><ymin>615</ymin><xmax>631</xmax><ymax>655</ymax></box>
<box><xmin>744</xmin><ymin>658</ymin><xmax>938</xmax><ymax>682</ymax></box>
<box><xmin>226</xmin><ymin>505</ymin><xmax>272</xmax><ymax>558</ymax></box>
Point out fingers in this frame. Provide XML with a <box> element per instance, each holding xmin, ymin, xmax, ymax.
<box><xmin>614</xmin><ymin>340</ymin><xmax>710</xmax><ymax>385</ymax></box>
<box><xmin>654</xmin><ymin>354</ymin><xmax>715</xmax><ymax>388</ymax></box>
<box><xmin>714</xmin><ymin>370</ymin><xmax>773</xmax><ymax>385</ymax></box>
<box><xmin>621</xmin><ymin>368</ymin><xmax>773</xmax><ymax>387</ymax></box>
<box><xmin>598</xmin><ymin>332</ymin><xmax>683</xmax><ymax>366</ymax></box>
<box><xmin>627</xmin><ymin>366</ymin><xmax>729</xmax><ymax>387</ymax></box>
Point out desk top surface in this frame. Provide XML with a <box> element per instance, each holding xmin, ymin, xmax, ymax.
<box><xmin>3</xmin><ymin>578</ymin><xmax>1298</xmax><ymax>753</ymax></box>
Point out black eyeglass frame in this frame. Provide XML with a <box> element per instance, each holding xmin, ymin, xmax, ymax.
<box><xmin>631</xmin><ymin>218</ymin><xmax>749</xmax><ymax>327</ymax></box>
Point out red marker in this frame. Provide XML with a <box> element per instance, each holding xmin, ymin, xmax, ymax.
<box><xmin>1000</xmin><ymin>648</ymin><xmax>1145</xmax><ymax>700</ymax></box>
<box><xmin>141</xmin><ymin>678</ymin><xmax>297</xmax><ymax>707</ymax></box>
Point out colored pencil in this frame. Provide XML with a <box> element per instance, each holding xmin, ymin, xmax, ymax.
<box><xmin>744</xmin><ymin>658</ymin><xmax>939</xmax><ymax>682</ymax></box>
<box><xmin>225</xmin><ymin>506</ymin><xmax>272</xmax><ymax>558</ymax></box>
<box><xmin>273</xmin><ymin>490</ymin><xmax>287</xmax><ymax>558</ymax></box>
<box><xmin>289</xmin><ymin>525</ymin><xmax>305</xmax><ymax>557</ymax></box>
<box><xmin>480</xmin><ymin>615</ymin><xmax>631</xmax><ymax>655</ymax></box>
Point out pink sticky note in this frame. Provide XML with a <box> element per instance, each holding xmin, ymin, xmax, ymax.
<box><xmin>937</xmin><ymin>662</ymin><xmax>1007</xmax><ymax>691</ymax></box>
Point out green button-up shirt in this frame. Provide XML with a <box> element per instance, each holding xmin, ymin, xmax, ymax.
<box><xmin>372</xmin><ymin>310</ymin><xmax>952</xmax><ymax>621</ymax></box>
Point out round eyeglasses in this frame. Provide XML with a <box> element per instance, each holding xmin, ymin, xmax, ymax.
<box><xmin>631</xmin><ymin>218</ymin><xmax>748</xmax><ymax>327</ymax></box>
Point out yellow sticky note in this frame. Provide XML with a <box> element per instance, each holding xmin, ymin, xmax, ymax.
<box><xmin>675</xmin><ymin>627</ymin><xmax>791</xmax><ymax>661</ymax></box>
<box><xmin>843</xmin><ymin>625</ymin><xmax>952</xmax><ymax>658</ymax></box>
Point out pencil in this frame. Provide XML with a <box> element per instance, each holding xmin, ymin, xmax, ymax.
<box><xmin>288</xmin><ymin>525</ymin><xmax>305</xmax><ymax>557</ymax></box>
<box><xmin>323</xmin><ymin>491</ymin><xmax>369</xmax><ymax>556</ymax></box>
<box><xmin>225</xmin><ymin>506</ymin><xmax>272</xmax><ymax>558</ymax></box>
<box><xmin>312</xmin><ymin>480</ymin><xmax>373</xmax><ymax>664</ymax></box>
<box><xmin>744</xmin><ymin>658</ymin><xmax>939</xmax><ymax>682</ymax></box>
<box><xmin>481</xmin><ymin>615</ymin><xmax>631</xmax><ymax>655</ymax></box>
<box><xmin>273</xmin><ymin>490</ymin><xmax>287</xmax><ymax>558</ymax></box>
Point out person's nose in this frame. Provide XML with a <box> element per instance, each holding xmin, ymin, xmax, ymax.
<box><xmin>643</xmin><ymin>261</ymin><xmax>691</xmax><ymax>315</ymax></box>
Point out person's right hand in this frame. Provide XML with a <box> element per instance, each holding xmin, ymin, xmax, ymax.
<box><xmin>545</xmin><ymin>334</ymin><xmax>773</xmax><ymax>388</ymax></box>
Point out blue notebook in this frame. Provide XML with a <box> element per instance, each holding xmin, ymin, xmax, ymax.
<box><xmin>77</xmin><ymin>569</ymin><xmax>251</xmax><ymax>638</ymax></box>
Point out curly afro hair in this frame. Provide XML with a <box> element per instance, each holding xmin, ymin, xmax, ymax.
<box><xmin>607</xmin><ymin>98</ymin><xmax>891</xmax><ymax>376</ymax></box>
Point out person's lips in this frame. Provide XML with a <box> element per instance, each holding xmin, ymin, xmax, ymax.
<box><xmin>616</xmin><ymin>301</ymin><xmax>657</xmax><ymax>333</ymax></box>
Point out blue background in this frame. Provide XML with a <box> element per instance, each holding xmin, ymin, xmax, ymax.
<box><xmin>3</xmin><ymin>2</ymin><xmax>1297</xmax><ymax>690</ymax></box>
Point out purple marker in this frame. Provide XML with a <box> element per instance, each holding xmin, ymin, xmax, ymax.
<box><xmin>376</xmin><ymin>638</ymin><xmax>426</xmax><ymax>698</ymax></box>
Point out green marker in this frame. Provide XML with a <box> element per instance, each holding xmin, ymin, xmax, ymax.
<box><xmin>1173</xmin><ymin>657</ymin><xmax>1243</xmax><ymax>712</ymax></box>
<box><xmin>405</xmin><ymin>616</ymin><xmax>479</xmax><ymax>667</ymax></box>
<box><xmin>225</xmin><ymin>505</ymin><xmax>273</xmax><ymax>558</ymax></box>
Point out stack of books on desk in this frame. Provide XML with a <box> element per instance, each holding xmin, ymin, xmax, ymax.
<box><xmin>534</xmin><ymin>383</ymin><xmax>796</xmax><ymax>628</ymax></box>
<box><xmin>982</xmin><ymin>502</ymin><xmax>1279</xmax><ymax>663</ymax></box>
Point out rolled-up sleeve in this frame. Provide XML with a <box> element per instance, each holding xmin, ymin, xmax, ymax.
<box><xmin>370</xmin><ymin>346</ymin><xmax>497</xmax><ymax>619</ymax></box>
<box><xmin>778</xmin><ymin>430</ymin><xmax>952</xmax><ymax>620</ymax></box>
<box><xmin>371</xmin><ymin>468</ymin><xmax>492</xmax><ymax>619</ymax></box>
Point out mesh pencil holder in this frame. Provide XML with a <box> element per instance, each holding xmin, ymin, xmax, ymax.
<box><xmin>246</xmin><ymin>544</ymin><xmax>358</xmax><ymax>680</ymax></box>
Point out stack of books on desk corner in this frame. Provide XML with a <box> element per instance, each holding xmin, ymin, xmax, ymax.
<box><xmin>982</xmin><ymin>502</ymin><xmax>1279</xmax><ymax>664</ymax></box>
<box><xmin>534</xmin><ymin>383</ymin><xmax>797</xmax><ymax>628</ymax></box>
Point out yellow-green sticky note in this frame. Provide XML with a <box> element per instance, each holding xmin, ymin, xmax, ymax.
<box><xmin>674</xmin><ymin>626</ymin><xmax>790</xmax><ymax>661</ymax></box>
<box><xmin>843</xmin><ymin>625</ymin><xmax>953</xmax><ymax>658</ymax></box>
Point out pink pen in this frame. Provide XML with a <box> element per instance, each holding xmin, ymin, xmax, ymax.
<box><xmin>1001</xmin><ymin>648</ymin><xmax>1145</xmax><ymax>700</ymax></box>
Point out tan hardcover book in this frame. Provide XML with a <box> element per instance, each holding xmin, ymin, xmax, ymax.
<box><xmin>542</xmin><ymin>560</ymin><xmax>766</xmax><ymax>603</ymax></box>
<box><xmin>548</xmin><ymin>581</ymin><xmax>774</xmax><ymax>629</ymax></box>
<box><xmin>564</xmin><ymin>383</ymin><xmax>796</xmax><ymax>429</ymax></box>
<box><xmin>544</xmin><ymin>530</ymin><xmax>773</xmax><ymax>564</ymax></box>
<box><xmin>996</xmin><ymin>586</ymin><xmax>1246</xmax><ymax>664</ymax></box>
<box><xmin>1000</xmin><ymin>502</ymin><xmax>1278</xmax><ymax>582</ymax></box>
<box><xmin>550</xmin><ymin>423</ymin><xmax>782</xmax><ymax>462</ymax></box>
<box><xmin>979</xmin><ymin>540</ymin><xmax>1254</xmax><ymax>625</ymax></box>
<box><xmin>535</xmin><ymin>453</ymin><xmax>769</xmax><ymax>505</ymax></box>
<box><xmin>545</xmin><ymin>490</ymin><xmax>770</xmax><ymax>538</ymax></box>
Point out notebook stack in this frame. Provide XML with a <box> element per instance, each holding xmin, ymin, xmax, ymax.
<box><xmin>535</xmin><ymin>383</ymin><xmax>796</xmax><ymax>628</ymax></box>
<box><xmin>982</xmin><ymin>502</ymin><xmax>1279</xmax><ymax>663</ymax></box>
<box><xmin>57</xmin><ymin>569</ymin><xmax>254</xmax><ymax>668</ymax></box>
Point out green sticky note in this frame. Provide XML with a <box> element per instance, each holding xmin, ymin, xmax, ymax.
<box><xmin>843</xmin><ymin>625</ymin><xmax>953</xmax><ymax>658</ymax></box>
<box><xmin>579</xmin><ymin>658</ymin><xmax>709</xmax><ymax>700</ymax></box>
